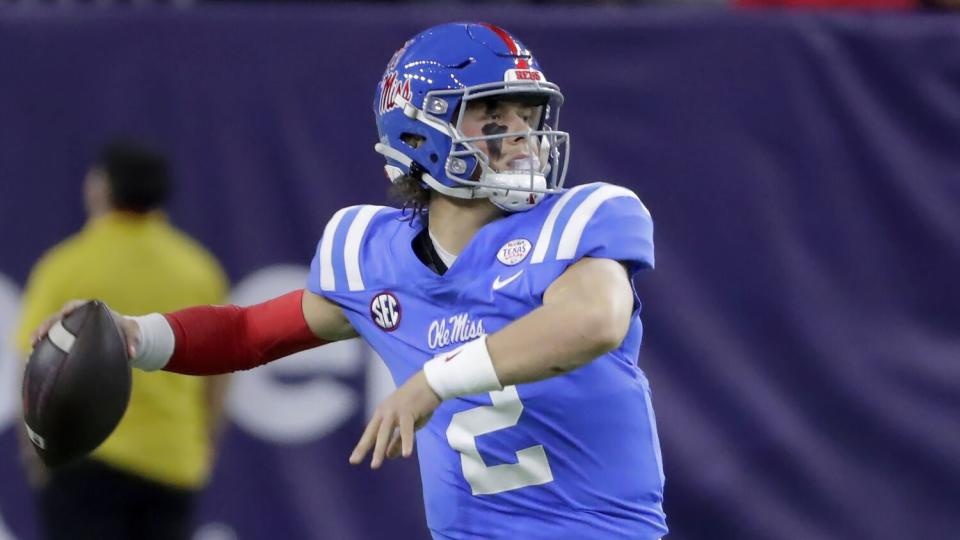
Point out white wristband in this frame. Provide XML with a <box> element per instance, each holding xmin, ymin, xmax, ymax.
<box><xmin>422</xmin><ymin>336</ymin><xmax>503</xmax><ymax>400</ymax></box>
<box><xmin>126</xmin><ymin>313</ymin><xmax>175</xmax><ymax>372</ymax></box>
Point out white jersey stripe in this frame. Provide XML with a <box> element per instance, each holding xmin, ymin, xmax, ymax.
<box><xmin>48</xmin><ymin>320</ymin><xmax>76</xmax><ymax>354</ymax></box>
<box><xmin>319</xmin><ymin>206</ymin><xmax>354</xmax><ymax>291</ymax></box>
<box><xmin>530</xmin><ymin>183</ymin><xmax>593</xmax><ymax>264</ymax></box>
<box><xmin>556</xmin><ymin>185</ymin><xmax>639</xmax><ymax>260</ymax></box>
<box><xmin>345</xmin><ymin>205</ymin><xmax>385</xmax><ymax>291</ymax></box>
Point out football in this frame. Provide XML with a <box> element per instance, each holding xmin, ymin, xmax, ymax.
<box><xmin>21</xmin><ymin>301</ymin><xmax>132</xmax><ymax>467</ymax></box>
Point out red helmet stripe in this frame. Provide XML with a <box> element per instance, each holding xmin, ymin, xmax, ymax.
<box><xmin>480</xmin><ymin>23</ymin><xmax>530</xmax><ymax>69</ymax></box>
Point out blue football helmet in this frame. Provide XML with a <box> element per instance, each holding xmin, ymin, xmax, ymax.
<box><xmin>373</xmin><ymin>22</ymin><xmax>570</xmax><ymax>212</ymax></box>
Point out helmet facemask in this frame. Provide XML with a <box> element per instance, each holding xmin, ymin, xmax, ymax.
<box><xmin>420</xmin><ymin>81</ymin><xmax>570</xmax><ymax>212</ymax></box>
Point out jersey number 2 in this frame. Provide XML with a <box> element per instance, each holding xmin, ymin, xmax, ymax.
<box><xmin>445</xmin><ymin>386</ymin><xmax>554</xmax><ymax>495</ymax></box>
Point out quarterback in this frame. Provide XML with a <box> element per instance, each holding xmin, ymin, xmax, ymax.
<box><xmin>34</xmin><ymin>23</ymin><xmax>667</xmax><ymax>540</ymax></box>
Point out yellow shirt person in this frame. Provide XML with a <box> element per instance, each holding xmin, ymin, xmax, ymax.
<box><xmin>16</xmin><ymin>140</ymin><xmax>229</xmax><ymax>540</ymax></box>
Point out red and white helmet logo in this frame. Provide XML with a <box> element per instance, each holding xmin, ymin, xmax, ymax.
<box><xmin>379</xmin><ymin>72</ymin><xmax>412</xmax><ymax>115</ymax></box>
<box><xmin>504</xmin><ymin>69</ymin><xmax>546</xmax><ymax>83</ymax></box>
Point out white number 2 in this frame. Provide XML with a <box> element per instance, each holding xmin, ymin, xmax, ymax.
<box><xmin>445</xmin><ymin>386</ymin><xmax>554</xmax><ymax>495</ymax></box>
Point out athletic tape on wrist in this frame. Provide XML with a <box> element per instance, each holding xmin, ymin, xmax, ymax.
<box><xmin>422</xmin><ymin>336</ymin><xmax>503</xmax><ymax>400</ymax></box>
<box><xmin>127</xmin><ymin>313</ymin><xmax>175</xmax><ymax>371</ymax></box>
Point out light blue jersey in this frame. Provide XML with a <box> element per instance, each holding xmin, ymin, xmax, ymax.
<box><xmin>307</xmin><ymin>182</ymin><xmax>667</xmax><ymax>540</ymax></box>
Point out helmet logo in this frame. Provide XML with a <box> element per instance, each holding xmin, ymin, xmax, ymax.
<box><xmin>379</xmin><ymin>72</ymin><xmax>412</xmax><ymax>115</ymax></box>
<box><xmin>505</xmin><ymin>69</ymin><xmax>545</xmax><ymax>82</ymax></box>
<box><xmin>497</xmin><ymin>239</ymin><xmax>532</xmax><ymax>266</ymax></box>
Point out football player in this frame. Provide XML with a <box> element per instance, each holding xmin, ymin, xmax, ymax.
<box><xmin>34</xmin><ymin>23</ymin><xmax>666</xmax><ymax>540</ymax></box>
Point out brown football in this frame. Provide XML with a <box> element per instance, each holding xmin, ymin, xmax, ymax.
<box><xmin>21</xmin><ymin>301</ymin><xmax>131</xmax><ymax>467</ymax></box>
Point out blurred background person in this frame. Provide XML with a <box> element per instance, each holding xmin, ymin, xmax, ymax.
<box><xmin>15</xmin><ymin>139</ymin><xmax>230</xmax><ymax>540</ymax></box>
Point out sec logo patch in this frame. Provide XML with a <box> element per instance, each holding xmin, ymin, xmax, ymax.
<box><xmin>497</xmin><ymin>238</ymin><xmax>531</xmax><ymax>266</ymax></box>
<box><xmin>370</xmin><ymin>292</ymin><xmax>401</xmax><ymax>331</ymax></box>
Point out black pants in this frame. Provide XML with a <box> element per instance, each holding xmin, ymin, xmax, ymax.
<box><xmin>38</xmin><ymin>459</ymin><xmax>195</xmax><ymax>540</ymax></box>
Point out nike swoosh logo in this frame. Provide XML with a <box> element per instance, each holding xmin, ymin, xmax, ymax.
<box><xmin>492</xmin><ymin>270</ymin><xmax>524</xmax><ymax>291</ymax></box>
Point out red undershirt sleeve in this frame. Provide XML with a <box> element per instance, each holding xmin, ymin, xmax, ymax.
<box><xmin>163</xmin><ymin>289</ymin><xmax>327</xmax><ymax>375</ymax></box>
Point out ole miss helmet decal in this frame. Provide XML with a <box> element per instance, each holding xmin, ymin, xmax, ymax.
<box><xmin>378</xmin><ymin>71</ymin><xmax>412</xmax><ymax>115</ymax></box>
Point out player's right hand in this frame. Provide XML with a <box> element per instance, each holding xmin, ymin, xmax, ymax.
<box><xmin>349</xmin><ymin>370</ymin><xmax>441</xmax><ymax>469</ymax></box>
<box><xmin>31</xmin><ymin>300</ymin><xmax>142</xmax><ymax>359</ymax></box>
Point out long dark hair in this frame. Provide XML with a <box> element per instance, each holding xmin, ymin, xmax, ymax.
<box><xmin>388</xmin><ymin>166</ymin><xmax>431</xmax><ymax>222</ymax></box>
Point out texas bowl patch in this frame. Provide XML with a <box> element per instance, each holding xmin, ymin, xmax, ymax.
<box><xmin>497</xmin><ymin>239</ymin><xmax>531</xmax><ymax>266</ymax></box>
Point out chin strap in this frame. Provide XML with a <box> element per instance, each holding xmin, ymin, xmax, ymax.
<box><xmin>481</xmin><ymin>171</ymin><xmax>548</xmax><ymax>212</ymax></box>
<box><xmin>374</xmin><ymin>142</ymin><xmax>480</xmax><ymax>200</ymax></box>
<box><xmin>375</xmin><ymin>141</ymin><xmax>546</xmax><ymax>213</ymax></box>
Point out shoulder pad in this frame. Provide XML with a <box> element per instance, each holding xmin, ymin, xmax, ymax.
<box><xmin>309</xmin><ymin>205</ymin><xmax>388</xmax><ymax>293</ymax></box>
<box><xmin>528</xmin><ymin>182</ymin><xmax>654</xmax><ymax>272</ymax></box>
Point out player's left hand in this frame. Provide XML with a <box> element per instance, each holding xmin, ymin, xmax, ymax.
<box><xmin>350</xmin><ymin>370</ymin><xmax>441</xmax><ymax>469</ymax></box>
